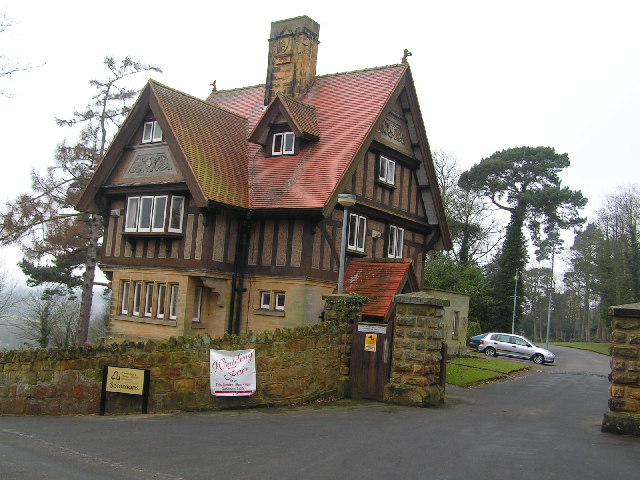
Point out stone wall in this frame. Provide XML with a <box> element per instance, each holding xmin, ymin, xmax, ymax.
<box><xmin>384</xmin><ymin>292</ymin><xmax>448</xmax><ymax>407</ymax></box>
<box><xmin>602</xmin><ymin>303</ymin><xmax>640</xmax><ymax>436</ymax></box>
<box><xmin>0</xmin><ymin>321</ymin><xmax>348</xmax><ymax>416</ymax></box>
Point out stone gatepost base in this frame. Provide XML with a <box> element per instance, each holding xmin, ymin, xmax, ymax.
<box><xmin>602</xmin><ymin>412</ymin><xmax>640</xmax><ymax>436</ymax></box>
<box><xmin>384</xmin><ymin>293</ymin><xmax>448</xmax><ymax>407</ymax></box>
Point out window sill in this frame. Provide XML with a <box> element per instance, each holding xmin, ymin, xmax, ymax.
<box><xmin>114</xmin><ymin>315</ymin><xmax>177</xmax><ymax>327</ymax></box>
<box><xmin>122</xmin><ymin>232</ymin><xmax>184</xmax><ymax>239</ymax></box>
<box><xmin>377</xmin><ymin>180</ymin><xmax>397</xmax><ymax>190</ymax></box>
<box><xmin>253</xmin><ymin>309</ymin><xmax>285</xmax><ymax>317</ymax></box>
<box><xmin>346</xmin><ymin>249</ymin><xmax>368</xmax><ymax>258</ymax></box>
<box><xmin>191</xmin><ymin>322</ymin><xmax>205</xmax><ymax>329</ymax></box>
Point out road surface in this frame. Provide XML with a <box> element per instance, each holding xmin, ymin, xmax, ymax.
<box><xmin>1</xmin><ymin>345</ymin><xmax>638</xmax><ymax>479</ymax></box>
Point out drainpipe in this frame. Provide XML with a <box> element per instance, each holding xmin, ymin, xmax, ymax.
<box><xmin>229</xmin><ymin>211</ymin><xmax>251</xmax><ymax>335</ymax></box>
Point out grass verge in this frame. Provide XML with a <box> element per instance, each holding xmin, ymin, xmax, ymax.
<box><xmin>551</xmin><ymin>342</ymin><xmax>610</xmax><ymax>355</ymax></box>
<box><xmin>446</xmin><ymin>357</ymin><xmax>528</xmax><ymax>387</ymax></box>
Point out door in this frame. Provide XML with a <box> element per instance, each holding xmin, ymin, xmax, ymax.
<box><xmin>349</xmin><ymin>322</ymin><xmax>393</xmax><ymax>401</ymax></box>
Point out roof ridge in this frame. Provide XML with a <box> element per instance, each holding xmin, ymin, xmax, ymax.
<box><xmin>315</xmin><ymin>63</ymin><xmax>407</xmax><ymax>79</ymax></box>
<box><xmin>149</xmin><ymin>79</ymin><xmax>248</xmax><ymax>121</ymax></box>
<box><xmin>210</xmin><ymin>83</ymin><xmax>265</xmax><ymax>95</ymax></box>
<box><xmin>277</xmin><ymin>92</ymin><xmax>316</xmax><ymax>110</ymax></box>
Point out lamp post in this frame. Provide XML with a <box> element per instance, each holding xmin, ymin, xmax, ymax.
<box><xmin>511</xmin><ymin>270</ymin><xmax>520</xmax><ymax>334</ymax></box>
<box><xmin>546</xmin><ymin>248</ymin><xmax>556</xmax><ymax>349</ymax></box>
<box><xmin>337</xmin><ymin>194</ymin><xmax>356</xmax><ymax>294</ymax></box>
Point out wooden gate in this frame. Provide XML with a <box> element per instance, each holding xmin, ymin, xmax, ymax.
<box><xmin>348</xmin><ymin>321</ymin><xmax>393</xmax><ymax>401</ymax></box>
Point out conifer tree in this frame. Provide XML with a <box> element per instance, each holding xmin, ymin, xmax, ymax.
<box><xmin>1</xmin><ymin>56</ymin><xmax>161</xmax><ymax>344</ymax></box>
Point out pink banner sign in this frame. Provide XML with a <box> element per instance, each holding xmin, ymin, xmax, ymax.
<box><xmin>210</xmin><ymin>349</ymin><xmax>256</xmax><ymax>397</ymax></box>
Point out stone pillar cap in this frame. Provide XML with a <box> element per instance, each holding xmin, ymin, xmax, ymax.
<box><xmin>394</xmin><ymin>292</ymin><xmax>450</xmax><ymax>307</ymax></box>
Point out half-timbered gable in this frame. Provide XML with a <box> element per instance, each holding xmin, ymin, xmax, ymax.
<box><xmin>76</xmin><ymin>16</ymin><xmax>450</xmax><ymax>342</ymax></box>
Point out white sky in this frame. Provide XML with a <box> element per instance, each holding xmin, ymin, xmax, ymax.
<box><xmin>0</xmin><ymin>0</ymin><xmax>638</xmax><ymax>280</ymax></box>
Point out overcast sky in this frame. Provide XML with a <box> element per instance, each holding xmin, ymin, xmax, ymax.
<box><xmin>0</xmin><ymin>0</ymin><xmax>638</xmax><ymax>278</ymax></box>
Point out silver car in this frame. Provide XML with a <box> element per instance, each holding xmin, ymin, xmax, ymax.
<box><xmin>478</xmin><ymin>332</ymin><xmax>555</xmax><ymax>364</ymax></box>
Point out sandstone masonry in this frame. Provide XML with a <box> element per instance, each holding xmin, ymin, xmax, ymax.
<box><xmin>602</xmin><ymin>303</ymin><xmax>640</xmax><ymax>436</ymax></box>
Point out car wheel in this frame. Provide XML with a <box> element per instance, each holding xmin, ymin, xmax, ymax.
<box><xmin>484</xmin><ymin>347</ymin><xmax>496</xmax><ymax>357</ymax></box>
<box><xmin>532</xmin><ymin>353</ymin><xmax>544</xmax><ymax>364</ymax></box>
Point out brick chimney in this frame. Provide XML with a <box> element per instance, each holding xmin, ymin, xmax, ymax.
<box><xmin>264</xmin><ymin>16</ymin><xmax>320</xmax><ymax>106</ymax></box>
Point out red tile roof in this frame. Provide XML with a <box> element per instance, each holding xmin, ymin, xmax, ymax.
<box><xmin>151</xmin><ymin>81</ymin><xmax>250</xmax><ymax>208</ymax></box>
<box><xmin>342</xmin><ymin>259</ymin><xmax>414</xmax><ymax>318</ymax></box>
<box><xmin>207</xmin><ymin>64</ymin><xmax>408</xmax><ymax>210</ymax></box>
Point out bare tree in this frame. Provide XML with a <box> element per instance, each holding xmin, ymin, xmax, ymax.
<box><xmin>0</xmin><ymin>265</ymin><xmax>21</xmax><ymax>326</ymax></box>
<box><xmin>432</xmin><ymin>149</ymin><xmax>502</xmax><ymax>265</ymax></box>
<box><xmin>0</xmin><ymin>14</ymin><xmax>38</xmax><ymax>96</ymax></box>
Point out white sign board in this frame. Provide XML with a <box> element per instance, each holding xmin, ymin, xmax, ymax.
<box><xmin>357</xmin><ymin>324</ymin><xmax>387</xmax><ymax>335</ymax></box>
<box><xmin>210</xmin><ymin>349</ymin><xmax>256</xmax><ymax>397</ymax></box>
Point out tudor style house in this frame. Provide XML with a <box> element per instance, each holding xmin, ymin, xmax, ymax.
<box><xmin>76</xmin><ymin>16</ymin><xmax>451</xmax><ymax>342</ymax></box>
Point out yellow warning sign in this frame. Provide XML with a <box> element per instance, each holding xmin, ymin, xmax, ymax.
<box><xmin>364</xmin><ymin>334</ymin><xmax>377</xmax><ymax>352</ymax></box>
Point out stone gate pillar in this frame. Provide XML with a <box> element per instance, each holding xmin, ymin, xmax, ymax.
<box><xmin>602</xmin><ymin>303</ymin><xmax>640</xmax><ymax>436</ymax></box>
<box><xmin>384</xmin><ymin>292</ymin><xmax>449</xmax><ymax>407</ymax></box>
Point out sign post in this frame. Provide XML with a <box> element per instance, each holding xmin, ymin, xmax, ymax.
<box><xmin>100</xmin><ymin>366</ymin><xmax>150</xmax><ymax>415</ymax></box>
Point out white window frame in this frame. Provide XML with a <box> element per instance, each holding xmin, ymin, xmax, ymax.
<box><xmin>260</xmin><ymin>291</ymin><xmax>271</xmax><ymax>310</ymax></box>
<box><xmin>272</xmin><ymin>131</ymin><xmax>295</xmax><ymax>155</ymax></box>
<box><xmin>132</xmin><ymin>282</ymin><xmax>142</xmax><ymax>316</ymax></box>
<box><xmin>151</xmin><ymin>195</ymin><xmax>168</xmax><ymax>233</ymax></box>
<box><xmin>387</xmin><ymin>225</ymin><xmax>404</xmax><ymax>258</ymax></box>
<box><xmin>142</xmin><ymin>121</ymin><xmax>163</xmax><ymax>144</ymax></box>
<box><xmin>379</xmin><ymin>155</ymin><xmax>396</xmax><ymax>185</ymax></box>
<box><xmin>193</xmin><ymin>287</ymin><xmax>203</xmax><ymax>322</ymax></box>
<box><xmin>169</xmin><ymin>284</ymin><xmax>179</xmax><ymax>320</ymax></box>
<box><xmin>275</xmin><ymin>292</ymin><xmax>286</xmax><ymax>311</ymax></box>
<box><xmin>125</xmin><ymin>197</ymin><xmax>141</xmax><ymax>232</ymax></box>
<box><xmin>121</xmin><ymin>281</ymin><xmax>131</xmax><ymax>315</ymax></box>
<box><xmin>347</xmin><ymin>213</ymin><xmax>367</xmax><ymax>252</ymax></box>
<box><xmin>168</xmin><ymin>196</ymin><xmax>185</xmax><ymax>233</ymax></box>
<box><xmin>137</xmin><ymin>196</ymin><xmax>154</xmax><ymax>233</ymax></box>
<box><xmin>156</xmin><ymin>284</ymin><xmax>167</xmax><ymax>319</ymax></box>
<box><xmin>144</xmin><ymin>283</ymin><xmax>154</xmax><ymax>317</ymax></box>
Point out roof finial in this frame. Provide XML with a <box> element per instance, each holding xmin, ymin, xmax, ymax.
<box><xmin>402</xmin><ymin>49</ymin><xmax>412</xmax><ymax>64</ymax></box>
<box><xmin>210</xmin><ymin>80</ymin><xmax>217</xmax><ymax>92</ymax></box>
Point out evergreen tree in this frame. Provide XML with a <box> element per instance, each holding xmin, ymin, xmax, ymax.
<box><xmin>1</xmin><ymin>56</ymin><xmax>161</xmax><ymax>344</ymax></box>
<box><xmin>459</xmin><ymin>146</ymin><xmax>586</xmax><ymax>332</ymax></box>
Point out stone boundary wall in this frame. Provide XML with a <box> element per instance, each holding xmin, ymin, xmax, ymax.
<box><xmin>384</xmin><ymin>292</ymin><xmax>448</xmax><ymax>407</ymax></box>
<box><xmin>0</xmin><ymin>321</ymin><xmax>350</xmax><ymax>416</ymax></box>
<box><xmin>602</xmin><ymin>303</ymin><xmax>640</xmax><ymax>436</ymax></box>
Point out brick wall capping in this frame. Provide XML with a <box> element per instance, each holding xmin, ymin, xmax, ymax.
<box><xmin>609</xmin><ymin>303</ymin><xmax>640</xmax><ymax>318</ymax></box>
<box><xmin>393</xmin><ymin>292</ymin><xmax>450</xmax><ymax>307</ymax></box>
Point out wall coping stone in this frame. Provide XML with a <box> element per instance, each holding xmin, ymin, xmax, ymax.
<box><xmin>393</xmin><ymin>292</ymin><xmax>450</xmax><ymax>307</ymax></box>
<box><xmin>609</xmin><ymin>303</ymin><xmax>640</xmax><ymax>318</ymax></box>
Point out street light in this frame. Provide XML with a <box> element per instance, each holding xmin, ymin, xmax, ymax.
<box><xmin>337</xmin><ymin>193</ymin><xmax>356</xmax><ymax>294</ymax></box>
<box><xmin>511</xmin><ymin>270</ymin><xmax>520</xmax><ymax>334</ymax></box>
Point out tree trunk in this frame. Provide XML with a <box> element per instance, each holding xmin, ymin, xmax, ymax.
<box><xmin>76</xmin><ymin>214</ymin><xmax>100</xmax><ymax>345</ymax></box>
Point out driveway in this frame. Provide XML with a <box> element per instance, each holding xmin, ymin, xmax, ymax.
<box><xmin>1</xmin><ymin>346</ymin><xmax>638</xmax><ymax>480</ymax></box>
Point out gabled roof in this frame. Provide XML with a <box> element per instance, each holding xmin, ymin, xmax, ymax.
<box><xmin>208</xmin><ymin>64</ymin><xmax>408</xmax><ymax>210</ymax></box>
<box><xmin>150</xmin><ymin>81</ymin><xmax>249</xmax><ymax>208</ymax></box>
<box><xmin>76</xmin><ymin>80</ymin><xmax>250</xmax><ymax>212</ymax></box>
<box><xmin>341</xmin><ymin>258</ymin><xmax>418</xmax><ymax>320</ymax></box>
<box><xmin>248</xmin><ymin>93</ymin><xmax>319</xmax><ymax>145</ymax></box>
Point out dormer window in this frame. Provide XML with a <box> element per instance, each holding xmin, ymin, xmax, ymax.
<box><xmin>379</xmin><ymin>155</ymin><xmax>396</xmax><ymax>185</ymax></box>
<box><xmin>272</xmin><ymin>131</ymin><xmax>295</xmax><ymax>155</ymax></box>
<box><xmin>142</xmin><ymin>121</ymin><xmax>163</xmax><ymax>144</ymax></box>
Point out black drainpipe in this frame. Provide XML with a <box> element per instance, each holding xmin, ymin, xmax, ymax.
<box><xmin>229</xmin><ymin>211</ymin><xmax>251</xmax><ymax>335</ymax></box>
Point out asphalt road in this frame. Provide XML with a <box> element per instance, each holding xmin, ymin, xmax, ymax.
<box><xmin>1</xmin><ymin>346</ymin><xmax>638</xmax><ymax>480</ymax></box>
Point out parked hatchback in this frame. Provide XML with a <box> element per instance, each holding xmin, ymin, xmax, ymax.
<box><xmin>469</xmin><ymin>333</ymin><xmax>488</xmax><ymax>349</ymax></box>
<box><xmin>478</xmin><ymin>333</ymin><xmax>555</xmax><ymax>364</ymax></box>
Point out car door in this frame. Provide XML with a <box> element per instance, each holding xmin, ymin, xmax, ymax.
<box><xmin>490</xmin><ymin>334</ymin><xmax>512</xmax><ymax>356</ymax></box>
<box><xmin>512</xmin><ymin>336</ymin><xmax>536</xmax><ymax>359</ymax></box>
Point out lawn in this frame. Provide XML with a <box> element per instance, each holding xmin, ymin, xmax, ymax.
<box><xmin>446</xmin><ymin>357</ymin><xmax>528</xmax><ymax>387</ymax></box>
<box><xmin>551</xmin><ymin>342</ymin><xmax>610</xmax><ymax>355</ymax></box>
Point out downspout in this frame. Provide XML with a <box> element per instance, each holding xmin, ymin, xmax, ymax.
<box><xmin>229</xmin><ymin>211</ymin><xmax>251</xmax><ymax>335</ymax></box>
